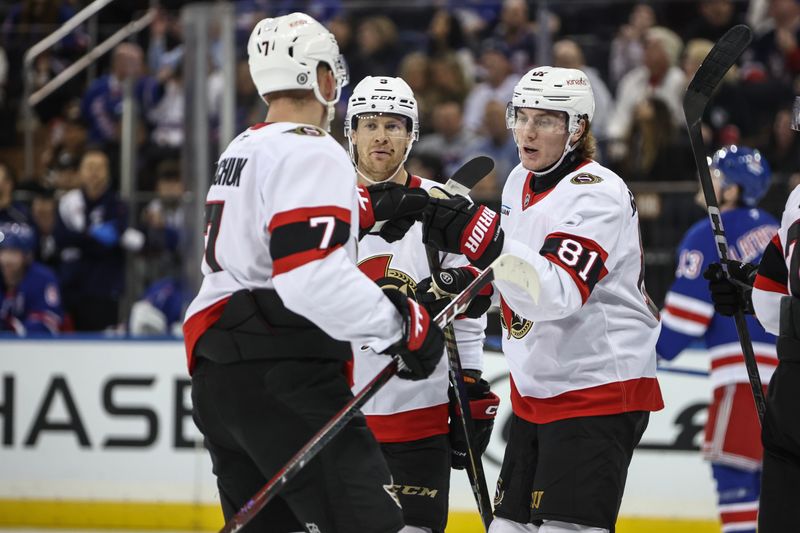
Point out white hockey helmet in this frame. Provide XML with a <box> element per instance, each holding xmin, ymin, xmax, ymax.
<box><xmin>344</xmin><ymin>76</ymin><xmax>420</xmax><ymax>180</ymax></box>
<box><xmin>247</xmin><ymin>13</ymin><xmax>348</xmax><ymax>125</ymax></box>
<box><xmin>506</xmin><ymin>66</ymin><xmax>595</xmax><ymax>135</ymax></box>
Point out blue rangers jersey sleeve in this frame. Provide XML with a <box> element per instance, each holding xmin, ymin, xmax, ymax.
<box><xmin>657</xmin><ymin>208</ymin><xmax>778</xmax><ymax>388</ymax></box>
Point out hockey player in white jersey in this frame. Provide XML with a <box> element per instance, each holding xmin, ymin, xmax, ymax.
<box><xmin>705</xmin><ymin>99</ymin><xmax>800</xmax><ymax>532</ymax></box>
<box><xmin>346</xmin><ymin>75</ymin><xmax>499</xmax><ymax>533</ymax></box>
<box><xmin>183</xmin><ymin>14</ymin><xmax>444</xmax><ymax>533</ymax></box>
<box><xmin>420</xmin><ymin>67</ymin><xmax>664</xmax><ymax>533</ymax></box>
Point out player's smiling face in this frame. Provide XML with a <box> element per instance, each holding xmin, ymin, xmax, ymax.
<box><xmin>353</xmin><ymin>114</ymin><xmax>410</xmax><ymax>181</ymax></box>
<box><xmin>513</xmin><ymin>108</ymin><xmax>570</xmax><ymax>172</ymax></box>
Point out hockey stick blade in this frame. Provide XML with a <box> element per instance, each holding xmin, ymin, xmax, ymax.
<box><xmin>219</xmin><ymin>255</ymin><xmax>538</xmax><ymax>533</ymax></box>
<box><xmin>433</xmin><ymin>253</ymin><xmax>540</xmax><ymax>328</ymax></box>
<box><xmin>684</xmin><ymin>24</ymin><xmax>751</xmax><ymax>126</ymax></box>
<box><xmin>443</xmin><ymin>156</ymin><xmax>495</xmax><ymax>197</ymax></box>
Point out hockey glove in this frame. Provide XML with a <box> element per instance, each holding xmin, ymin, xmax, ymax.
<box><xmin>703</xmin><ymin>261</ymin><xmax>758</xmax><ymax>316</ymax></box>
<box><xmin>417</xmin><ymin>266</ymin><xmax>493</xmax><ymax>319</ymax></box>
<box><xmin>421</xmin><ymin>194</ymin><xmax>503</xmax><ymax>269</ymax></box>
<box><xmin>358</xmin><ymin>182</ymin><xmax>429</xmax><ymax>242</ymax></box>
<box><xmin>449</xmin><ymin>371</ymin><xmax>499</xmax><ymax>470</ymax></box>
<box><xmin>382</xmin><ymin>289</ymin><xmax>445</xmax><ymax>381</ymax></box>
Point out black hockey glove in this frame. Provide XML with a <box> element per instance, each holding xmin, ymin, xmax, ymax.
<box><xmin>382</xmin><ymin>289</ymin><xmax>445</xmax><ymax>381</ymax></box>
<box><xmin>449</xmin><ymin>371</ymin><xmax>499</xmax><ymax>470</ymax></box>
<box><xmin>358</xmin><ymin>182</ymin><xmax>429</xmax><ymax>242</ymax></box>
<box><xmin>417</xmin><ymin>266</ymin><xmax>493</xmax><ymax>319</ymax></box>
<box><xmin>703</xmin><ymin>261</ymin><xmax>758</xmax><ymax>316</ymax></box>
<box><xmin>421</xmin><ymin>193</ymin><xmax>504</xmax><ymax>269</ymax></box>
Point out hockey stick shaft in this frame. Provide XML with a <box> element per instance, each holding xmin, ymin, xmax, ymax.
<box><xmin>683</xmin><ymin>24</ymin><xmax>766</xmax><ymax>423</ymax></box>
<box><xmin>218</xmin><ymin>255</ymin><xmax>534</xmax><ymax>533</ymax></box>
<box><xmin>425</xmin><ymin>245</ymin><xmax>494</xmax><ymax>531</ymax></box>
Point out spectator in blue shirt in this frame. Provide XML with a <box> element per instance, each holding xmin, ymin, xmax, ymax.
<box><xmin>80</xmin><ymin>43</ymin><xmax>160</xmax><ymax>148</ymax></box>
<box><xmin>0</xmin><ymin>222</ymin><xmax>62</xmax><ymax>335</ymax></box>
<box><xmin>55</xmin><ymin>149</ymin><xmax>142</xmax><ymax>331</ymax></box>
<box><xmin>0</xmin><ymin>161</ymin><xmax>30</xmax><ymax>225</ymax></box>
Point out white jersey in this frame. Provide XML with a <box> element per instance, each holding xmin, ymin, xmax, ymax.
<box><xmin>353</xmin><ymin>175</ymin><xmax>486</xmax><ymax>443</ymax></box>
<box><xmin>494</xmin><ymin>160</ymin><xmax>664</xmax><ymax>423</ymax></box>
<box><xmin>183</xmin><ymin>122</ymin><xmax>402</xmax><ymax>371</ymax></box>
<box><xmin>753</xmin><ymin>184</ymin><xmax>798</xmax><ymax>333</ymax></box>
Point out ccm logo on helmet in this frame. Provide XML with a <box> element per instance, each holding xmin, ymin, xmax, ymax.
<box><xmin>465</xmin><ymin>208</ymin><xmax>497</xmax><ymax>254</ymax></box>
<box><xmin>371</xmin><ymin>95</ymin><xmax>397</xmax><ymax>100</ymax></box>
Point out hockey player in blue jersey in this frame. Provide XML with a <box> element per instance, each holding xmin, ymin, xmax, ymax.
<box><xmin>657</xmin><ymin>146</ymin><xmax>778</xmax><ymax>533</ymax></box>
<box><xmin>0</xmin><ymin>223</ymin><xmax>63</xmax><ymax>335</ymax></box>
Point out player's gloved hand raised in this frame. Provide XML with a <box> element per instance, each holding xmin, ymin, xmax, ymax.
<box><xmin>421</xmin><ymin>191</ymin><xmax>503</xmax><ymax>269</ymax></box>
<box><xmin>358</xmin><ymin>182</ymin><xmax>429</xmax><ymax>242</ymax></box>
<box><xmin>449</xmin><ymin>371</ymin><xmax>499</xmax><ymax>470</ymax></box>
<box><xmin>703</xmin><ymin>261</ymin><xmax>757</xmax><ymax>316</ymax></box>
<box><xmin>417</xmin><ymin>266</ymin><xmax>493</xmax><ymax>319</ymax></box>
<box><xmin>89</xmin><ymin>222</ymin><xmax>120</xmax><ymax>247</ymax></box>
<box><xmin>382</xmin><ymin>289</ymin><xmax>444</xmax><ymax>381</ymax></box>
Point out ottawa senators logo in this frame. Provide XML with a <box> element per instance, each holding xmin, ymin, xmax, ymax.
<box><xmin>358</xmin><ymin>254</ymin><xmax>418</xmax><ymax>298</ymax></box>
<box><xmin>499</xmin><ymin>296</ymin><xmax>533</xmax><ymax>339</ymax></box>
<box><xmin>570</xmin><ymin>172</ymin><xmax>602</xmax><ymax>185</ymax></box>
<box><xmin>283</xmin><ymin>125</ymin><xmax>326</xmax><ymax>137</ymax></box>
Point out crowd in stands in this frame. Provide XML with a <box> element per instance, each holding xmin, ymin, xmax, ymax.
<box><xmin>0</xmin><ymin>0</ymin><xmax>799</xmax><ymax>336</ymax></box>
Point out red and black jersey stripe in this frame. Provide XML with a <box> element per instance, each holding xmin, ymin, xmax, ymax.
<box><xmin>539</xmin><ymin>231</ymin><xmax>609</xmax><ymax>304</ymax></box>
<box><xmin>268</xmin><ymin>206</ymin><xmax>351</xmax><ymax>276</ymax></box>
<box><xmin>754</xmin><ymin>235</ymin><xmax>788</xmax><ymax>295</ymax></box>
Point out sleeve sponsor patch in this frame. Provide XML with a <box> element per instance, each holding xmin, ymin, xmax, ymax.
<box><xmin>569</xmin><ymin>173</ymin><xmax>603</xmax><ymax>185</ymax></box>
<box><xmin>269</xmin><ymin>206</ymin><xmax>351</xmax><ymax>276</ymax></box>
<box><xmin>283</xmin><ymin>125</ymin><xmax>326</xmax><ymax>137</ymax></box>
<box><xmin>539</xmin><ymin>232</ymin><xmax>609</xmax><ymax>304</ymax></box>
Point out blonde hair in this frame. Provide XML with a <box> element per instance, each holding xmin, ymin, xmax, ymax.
<box><xmin>647</xmin><ymin>26</ymin><xmax>683</xmax><ymax>66</ymax></box>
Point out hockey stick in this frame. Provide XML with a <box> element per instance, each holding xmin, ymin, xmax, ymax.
<box><xmin>218</xmin><ymin>254</ymin><xmax>540</xmax><ymax>533</ymax></box>
<box><xmin>426</xmin><ymin>155</ymin><xmax>496</xmax><ymax>530</ymax></box>
<box><xmin>683</xmin><ymin>24</ymin><xmax>766</xmax><ymax>423</ymax></box>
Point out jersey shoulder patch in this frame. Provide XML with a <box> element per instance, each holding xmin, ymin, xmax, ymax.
<box><xmin>569</xmin><ymin>172</ymin><xmax>603</xmax><ymax>185</ymax></box>
<box><xmin>283</xmin><ymin>125</ymin><xmax>327</xmax><ymax>137</ymax></box>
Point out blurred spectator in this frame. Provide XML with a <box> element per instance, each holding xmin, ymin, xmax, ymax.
<box><xmin>129</xmin><ymin>277</ymin><xmax>185</xmax><ymax>336</ymax></box>
<box><xmin>463</xmin><ymin>39</ymin><xmax>517</xmax><ymax>134</ymax></box>
<box><xmin>0</xmin><ymin>161</ymin><xmax>30</xmax><ymax>225</ymax></box>
<box><xmin>147</xmin><ymin>8</ymin><xmax>184</xmax><ymax>74</ymax></box>
<box><xmin>41</xmin><ymin>106</ymin><xmax>87</xmax><ymax>192</ymax></box>
<box><xmin>608</xmin><ymin>26</ymin><xmax>686</xmax><ymax>160</ymax></box>
<box><xmin>462</xmin><ymin>100</ymin><xmax>519</xmax><ymax>188</ymax></box>
<box><xmin>553</xmin><ymin>38</ymin><xmax>615</xmax><ymax>145</ymax></box>
<box><xmin>144</xmin><ymin>63</ymin><xmax>184</xmax><ymax>179</ymax></box>
<box><xmin>1</xmin><ymin>0</ymin><xmax>87</xmax><ymax>103</ymax></box>
<box><xmin>0</xmin><ymin>222</ymin><xmax>62</xmax><ymax>336</ymax></box>
<box><xmin>347</xmin><ymin>16</ymin><xmax>401</xmax><ymax>85</ymax></box>
<box><xmin>749</xmin><ymin>0</ymin><xmax>800</xmax><ymax>83</ymax></box>
<box><xmin>485</xmin><ymin>0</ymin><xmax>538</xmax><ymax>73</ymax></box>
<box><xmin>682</xmin><ymin>0</ymin><xmax>743</xmax><ymax>43</ymax></box>
<box><xmin>140</xmin><ymin>159</ymin><xmax>184</xmax><ymax>283</ymax></box>
<box><xmin>428</xmin><ymin>53</ymin><xmax>471</xmax><ymax>107</ymax></box>
<box><xmin>620</xmin><ymin>97</ymin><xmax>693</xmax><ymax>182</ymax></box>
<box><xmin>54</xmin><ymin>149</ymin><xmax>142</xmax><ymax>331</ymax></box>
<box><xmin>398</xmin><ymin>52</ymin><xmax>433</xmax><ymax>130</ymax></box>
<box><xmin>413</xmin><ymin>99</ymin><xmax>477</xmax><ymax>178</ymax></box>
<box><xmin>0</xmin><ymin>45</ymin><xmax>6</xmax><ymax>107</ymax></box>
<box><xmin>427</xmin><ymin>9</ymin><xmax>476</xmax><ymax>81</ymax></box>
<box><xmin>407</xmin><ymin>152</ymin><xmax>443</xmax><ymax>183</ymax></box>
<box><xmin>763</xmin><ymin>106</ymin><xmax>800</xmax><ymax>178</ymax></box>
<box><xmin>609</xmin><ymin>3</ymin><xmax>656</xmax><ymax>90</ymax></box>
<box><xmin>29</xmin><ymin>186</ymin><xmax>59</xmax><ymax>271</ymax></box>
<box><xmin>683</xmin><ymin>39</ymin><xmax>753</xmax><ymax>142</ymax></box>
<box><xmin>80</xmin><ymin>43</ymin><xmax>160</xmax><ymax>149</ymax></box>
